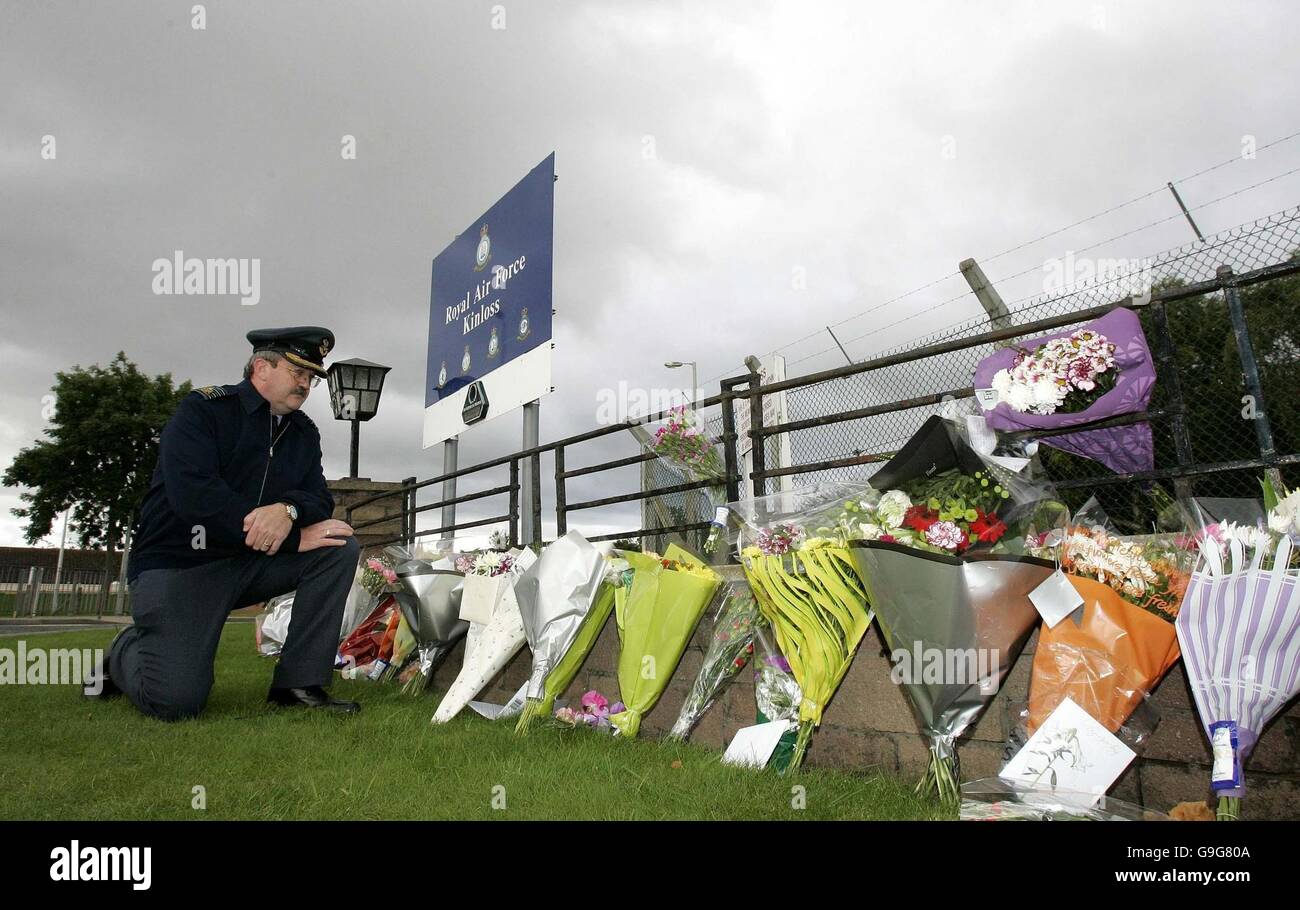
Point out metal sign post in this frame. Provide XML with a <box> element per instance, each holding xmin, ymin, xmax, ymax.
<box><xmin>441</xmin><ymin>436</ymin><xmax>458</xmax><ymax>543</ymax></box>
<box><xmin>521</xmin><ymin>400</ymin><xmax>540</xmax><ymax>545</ymax></box>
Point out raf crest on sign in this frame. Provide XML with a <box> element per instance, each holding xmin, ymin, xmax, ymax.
<box><xmin>474</xmin><ymin>224</ymin><xmax>491</xmax><ymax>272</ymax></box>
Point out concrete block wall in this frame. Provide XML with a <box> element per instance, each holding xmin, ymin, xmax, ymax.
<box><xmin>432</xmin><ymin>609</ymin><xmax>1300</xmax><ymax>819</ymax></box>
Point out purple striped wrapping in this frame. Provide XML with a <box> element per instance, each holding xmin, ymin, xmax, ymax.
<box><xmin>1175</xmin><ymin>538</ymin><xmax>1300</xmax><ymax>798</ymax></box>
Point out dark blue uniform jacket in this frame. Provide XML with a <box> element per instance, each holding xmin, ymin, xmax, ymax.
<box><xmin>127</xmin><ymin>380</ymin><xmax>334</xmax><ymax>582</ymax></box>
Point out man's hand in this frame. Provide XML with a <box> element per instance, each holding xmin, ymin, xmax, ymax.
<box><xmin>243</xmin><ymin>504</ymin><xmax>294</xmax><ymax>555</ymax></box>
<box><xmin>298</xmin><ymin>519</ymin><xmax>354</xmax><ymax>551</ymax></box>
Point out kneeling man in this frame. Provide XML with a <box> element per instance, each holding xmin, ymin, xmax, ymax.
<box><xmin>92</xmin><ymin>327</ymin><xmax>362</xmax><ymax>718</ymax></box>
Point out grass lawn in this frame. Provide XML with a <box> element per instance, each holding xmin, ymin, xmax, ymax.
<box><xmin>0</xmin><ymin>624</ymin><xmax>945</xmax><ymax>821</ymax></box>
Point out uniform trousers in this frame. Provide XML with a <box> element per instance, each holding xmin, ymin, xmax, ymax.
<box><xmin>110</xmin><ymin>537</ymin><xmax>359</xmax><ymax>721</ymax></box>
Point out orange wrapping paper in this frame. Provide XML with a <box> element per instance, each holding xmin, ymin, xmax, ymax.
<box><xmin>1027</xmin><ymin>575</ymin><xmax>1180</xmax><ymax>734</ymax></box>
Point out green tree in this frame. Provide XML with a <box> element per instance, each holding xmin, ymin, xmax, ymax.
<box><xmin>3</xmin><ymin>353</ymin><xmax>191</xmax><ymax>557</ymax></box>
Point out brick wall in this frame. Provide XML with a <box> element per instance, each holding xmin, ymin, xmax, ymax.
<box><xmin>328</xmin><ymin>478</ymin><xmax>406</xmax><ymax>553</ymax></box>
<box><xmin>436</xmin><ymin>612</ymin><xmax>1300</xmax><ymax>819</ymax></box>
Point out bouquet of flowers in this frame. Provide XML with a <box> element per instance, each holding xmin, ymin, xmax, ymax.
<box><xmin>457</xmin><ymin>549</ymin><xmax>531</xmax><ymax>656</ymax></box>
<box><xmin>431</xmin><ymin>550</ymin><xmax>534</xmax><ymax>723</ymax></box>
<box><xmin>667</xmin><ymin>566</ymin><xmax>762</xmax><ymax>741</ymax></box>
<box><xmin>512</xmin><ymin>532</ymin><xmax>619</xmax><ymax>734</ymax></box>
<box><xmin>645</xmin><ymin>405</ymin><xmax>730</xmax><ymax>553</ymax></box>
<box><xmin>973</xmin><ymin>306</ymin><xmax>1157</xmax><ymax>474</ymax></box>
<box><xmin>389</xmin><ymin>550</ymin><xmax>468</xmax><ymax>695</ymax></box>
<box><xmin>845</xmin><ymin>417</ymin><xmax>1058</xmax><ymax>808</ymax></box>
<box><xmin>609</xmin><ymin>544</ymin><xmax>721</xmax><ymax>737</ymax></box>
<box><xmin>359</xmin><ymin>555</ymin><xmax>399</xmax><ymax>597</ymax></box>
<box><xmin>959</xmin><ymin>777</ymin><xmax>1167</xmax><ymax>821</ymax></box>
<box><xmin>753</xmin><ymin>625</ymin><xmax>802</xmax><ymax>772</ymax></box>
<box><xmin>831</xmin><ymin>472</ymin><xmax>1012</xmax><ymax>556</ymax></box>
<box><xmin>1176</xmin><ymin>479</ymin><xmax>1300</xmax><ymax>820</ymax></box>
<box><xmin>336</xmin><ymin>594</ymin><xmax>416</xmax><ymax>680</ymax></box>
<box><xmin>734</xmin><ymin>483</ymin><xmax>875</xmax><ymax>771</ymax></box>
<box><xmin>1025</xmin><ymin>525</ymin><xmax>1191</xmax><ymax>737</ymax></box>
<box><xmin>554</xmin><ymin>690</ymin><xmax>626</xmax><ymax>732</ymax></box>
<box><xmin>990</xmin><ymin>329</ymin><xmax>1117</xmax><ymax>416</ymax></box>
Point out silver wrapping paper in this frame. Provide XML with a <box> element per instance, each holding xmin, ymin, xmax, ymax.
<box><xmin>753</xmin><ymin>626</ymin><xmax>802</xmax><ymax>724</ymax></box>
<box><xmin>338</xmin><ymin>580</ymin><xmax>379</xmax><ymax>643</ymax></box>
<box><xmin>394</xmin><ymin>555</ymin><xmax>467</xmax><ymax>648</ymax></box>
<box><xmin>259</xmin><ymin>593</ymin><xmax>295</xmax><ymax>656</ymax></box>
<box><xmin>513</xmin><ymin>531</ymin><xmax>610</xmax><ymax>700</ymax></box>
<box><xmin>850</xmin><ymin>542</ymin><xmax>1053</xmax><ymax>749</ymax></box>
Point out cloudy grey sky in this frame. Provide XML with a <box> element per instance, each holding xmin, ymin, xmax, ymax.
<box><xmin>3</xmin><ymin>0</ymin><xmax>1299</xmax><ymax>548</ymax></box>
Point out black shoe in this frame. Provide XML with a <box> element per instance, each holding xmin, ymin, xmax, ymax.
<box><xmin>83</xmin><ymin>655</ymin><xmax>122</xmax><ymax>700</ymax></box>
<box><xmin>266</xmin><ymin>685</ymin><xmax>360</xmax><ymax>714</ymax></box>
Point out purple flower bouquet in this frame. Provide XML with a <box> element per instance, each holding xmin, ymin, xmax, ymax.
<box><xmin>972</xmin><ymin>306</ymin><xmax>1156</xmax><ymax>474</ymax></box>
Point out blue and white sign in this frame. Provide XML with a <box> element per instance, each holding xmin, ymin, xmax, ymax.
<box><xmin>423</xmin><ymin>153</ymin><xmax>554</xmax><ymax>447</ymax></box>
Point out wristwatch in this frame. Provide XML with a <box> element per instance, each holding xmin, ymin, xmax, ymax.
<box><xmin>282</xmin><ymin>502</ymin><xmax>298</xmax><ymax>521</ymax></box>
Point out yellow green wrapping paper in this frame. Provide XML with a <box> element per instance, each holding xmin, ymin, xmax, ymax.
<box><xmin>610</xmin><ymin>545</ymin><xmax>721</xmax><ymax>737</ymax></box>
<box><xmin>741</xmin><ymin>540</ymin><xmax>873</xmax><ymax>769</ymax></box>
<box><xmin>514</xmin><ymin>584</ymin><xmax>617</xmax><ymax>734</ymax></box>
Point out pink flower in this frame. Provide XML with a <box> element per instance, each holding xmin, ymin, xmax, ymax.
<box><xmin>925</xmin><ymin>520</ymin><xmax>966</xmax><ymax>551</ymax></box>
<box><xmin>580</xmin><ymin>690</ymin><xmax>609</xmax><ymax>716</ymax></box>
<box><xmin>554</xmin><ymin>707</ymin><xmax>579</xmax><ymax>725</ymax></box>
<box><xmin>1067</xmin><ymin>359</ymin><xmax>1096</xmax><ymax>390</ymax></box>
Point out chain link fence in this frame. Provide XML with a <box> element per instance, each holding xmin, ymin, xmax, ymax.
<box><xmin>642</xmin><ymin>204</ymin><xmax>1300</xmax><ymax>537</ymax></box>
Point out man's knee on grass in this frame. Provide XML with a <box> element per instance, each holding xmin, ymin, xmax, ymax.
<box><xmin>141</xmin><ymin>678</ymin><xmax>213</xmax><ymax>722</ymax></box>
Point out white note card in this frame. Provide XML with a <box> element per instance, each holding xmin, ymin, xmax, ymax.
<box><xmin>722</xmin><ymin>720</ymin><xmax>793</xmax><ymax>769</ymax></box>
<box><xmin>1029</xmin><ymin>569</ymin><xmax>1085</xmax><ymax>629</ymax></box>
<box><xmin>999</xmin><ymin>697</ymin><xmax>1135</xmax><ymax>806</ymax></box>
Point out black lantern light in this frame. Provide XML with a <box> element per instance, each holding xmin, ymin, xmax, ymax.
<box><xmin>327</xmin><ymin>357</ymin><xmax>392</xmax><ymax>478</ymax></box>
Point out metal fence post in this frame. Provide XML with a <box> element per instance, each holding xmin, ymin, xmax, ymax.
<box><xmin>402</xmin><ymin>476</ymin><xmax>416</xmax><ymax>547</ymax></box>
<box><xmin>27</xmin><ymin>566</ymin><xmax>43</xmax><ymax>617</ymax></box>
<box><xmin>1147</xmin><ymin>300</ymin><xmax>1196</xmax><ymax>501</ymax></box>
<box><xmin>530</xmin><ymin>451</ymin><xmax>543</xmax><ymax>548</ymax></box>
<box><xmin>719</xmin><ymin>379</ymin><xmax>741</xmax><ymax>504</ymax></box>
<box><xmin>747</xmin><ymin>369</ymin><xmax>767</xmax><ymax>499</ymax></box>
<box><xmin>554</xmin><ymin>446</ymin><xmax>568</xmax><ymax>537</ymax></box>
<box><xmin>508</xmin><ymin>458</ymin><xmax>520</xmax><ymax>548</ymax></box>
<box><xmin>1219</xmin><ymin>266</ymin><xmax>1283</xmax><ymax>490</ymax></box>
<box><xmin>114</xmin><ymin>525</ymin><xmax>131</xmax><ymax>615</ymax></box>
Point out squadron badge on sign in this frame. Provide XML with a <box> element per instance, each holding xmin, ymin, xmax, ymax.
<box><xmin>488</xmin><ymin>325</ymin><xmax>501</xmax><ymax>359</ymax></box>
<box><xmin>474</xmin><ymin>223</ymin><xmax>491</xmax><ymax>272</ymax></box>
<box><xmin>517</xmin><ymin>306</ymin><xmax>531</xmax><ymax>341</ymax></box>
<box><xmin>461</xmin><ymin>345</ymin><xmax>472</xmax><ymax>375</ymax></box>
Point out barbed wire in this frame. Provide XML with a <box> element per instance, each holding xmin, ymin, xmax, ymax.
<box><xmin>778</xmin><ymin>162</ymin><xmax>1300</xmax><ymax>372</ymax></box>
<box><xmin>702</xmin><ymin>126</ymin><xmax>1300</xmax><ymax>385</ymax></box>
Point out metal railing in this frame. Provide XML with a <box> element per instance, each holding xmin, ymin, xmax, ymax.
<box><xmin>2</xmin><ymin>565</ymin><xmax>122</xmax><ymax>618</ymax></box>
<box><xmin>347</xmin><ymin>204</ymin><xmax>1300</xmax><ymax>549</ymax></box>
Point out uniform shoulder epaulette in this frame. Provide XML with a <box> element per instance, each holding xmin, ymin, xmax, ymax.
<box><xmin>191</xmin><ymin>385</ymin><xmax>235</xmax><ymax>401</ymax></box>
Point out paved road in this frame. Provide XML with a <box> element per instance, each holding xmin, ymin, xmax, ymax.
<box><xmin>0</xmin><ymin>621</ymin><xmax>122</xmax><ymax>636</ymax></box>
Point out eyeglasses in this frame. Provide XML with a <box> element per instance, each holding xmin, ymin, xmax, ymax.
<box><xmin>282</xmin><ymin>362</ymin><xmax>321</xmax><ymax>388</ymax></box>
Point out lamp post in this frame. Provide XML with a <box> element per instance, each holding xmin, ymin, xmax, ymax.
<box><xmin>327</xmin><ymin>357</ymin><xmax>392</xmax><ymax>478</ymax></box>
<box><xmin>664</xmin><ymin>360</ymin><xmax>697</xmax><ymax>406</ymax></box>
